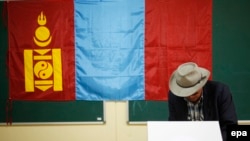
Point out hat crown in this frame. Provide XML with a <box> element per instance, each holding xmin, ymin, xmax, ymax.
<box><xmin>176</xmin><ymin>63</ymin><xmax>202</xmax><ymax>88</ymax></box>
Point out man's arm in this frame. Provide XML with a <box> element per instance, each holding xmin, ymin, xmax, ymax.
<box><xmin>218</xmin><ymin>84</ymin><xmax>238</xmax><ymax>140</ymax></box>
<box><xmin>168</xmin><ymin>91</ymin><xmax>176</xmax><ymax>120</ymax></box>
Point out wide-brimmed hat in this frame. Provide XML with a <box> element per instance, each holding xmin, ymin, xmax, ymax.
<box><xmin>169</xmin><ymin>62</ymin><xmax>210</xmax><ymax>97</ymax></box>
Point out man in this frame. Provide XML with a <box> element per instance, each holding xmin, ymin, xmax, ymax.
<box><xmin>168</xmin><ymin>62</ymin><xmax>237</xmax><ymax>141</ymax></box>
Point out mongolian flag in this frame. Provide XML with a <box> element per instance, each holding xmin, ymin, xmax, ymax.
<box><xmin>7</xmin><ymin>0</ymin><xmax>212</xmax><ymax>101</ymax></box>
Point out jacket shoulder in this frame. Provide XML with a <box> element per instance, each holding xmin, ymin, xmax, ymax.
<box><xmin>204</xmin><ymin>80</ymin><xmax>232</xmax><ymax>97</ymax></box>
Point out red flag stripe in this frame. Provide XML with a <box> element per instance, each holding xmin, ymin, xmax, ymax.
<box><xmin>8</xmin><ymin>0</ymin><xmax>75</xmax><ymax>100</ymax></box>
<box><xmin>145</xmin><ymin>0</ymin><xmax>212</xmax><ymax>100</ymax></box>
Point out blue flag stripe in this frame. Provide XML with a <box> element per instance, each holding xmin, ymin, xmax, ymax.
<box><xmin>75</xmin><ymin>0</ymin><xmax>145</xmax><ymax>100</ymax></box>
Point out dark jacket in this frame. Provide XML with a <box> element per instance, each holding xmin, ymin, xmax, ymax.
<box><xmin>168</xmin><ymin>80</ymin><xmax>238</xmax><ymax>141</ymax></box>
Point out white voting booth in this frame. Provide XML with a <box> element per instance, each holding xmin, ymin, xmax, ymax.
<box><xmin>147</xmin><ymin>121</ymin><xmax>222</xmax><ymax>141</ymax></box>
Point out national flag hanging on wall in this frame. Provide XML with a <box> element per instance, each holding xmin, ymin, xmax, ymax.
<box><xmin>7</xmin><ymin>0</ymin><xmax>212</xmax><ymax>101</ymax></box>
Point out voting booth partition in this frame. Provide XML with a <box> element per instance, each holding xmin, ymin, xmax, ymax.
<box><xmin>147</xmin><ymin>121</ymin><xmax>223</xmax><ymax>141</ymax></box>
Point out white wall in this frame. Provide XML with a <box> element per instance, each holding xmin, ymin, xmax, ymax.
<box><xmin>0</xmin><ymin>101</ymin><xmax>147</xmax><ymax>141</ymax></box>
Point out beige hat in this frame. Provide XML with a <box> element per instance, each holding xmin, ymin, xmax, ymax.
<box><xmin>169</xmin><ymin>62</ymin><xmax>210</xmax><ymax>97</ymax></box>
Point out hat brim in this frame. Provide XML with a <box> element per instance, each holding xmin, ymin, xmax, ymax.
<box><xmin>169</xmin><ymin>67</ymin><xmax>210</xmax><ymax>97</ymax></box>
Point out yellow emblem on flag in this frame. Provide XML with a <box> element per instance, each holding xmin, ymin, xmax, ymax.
<box><xmin>24</xmin><ymin>11</ymin><xmax>63</xmax><ymax>92</ymax></box>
